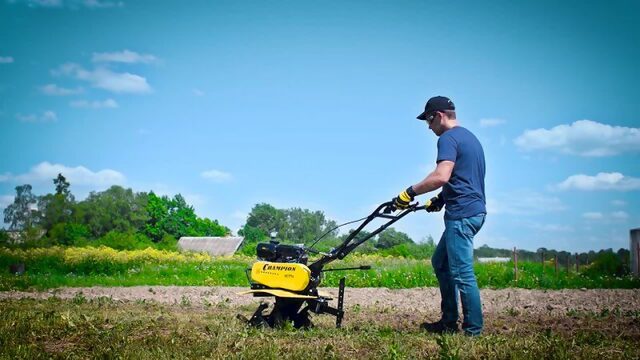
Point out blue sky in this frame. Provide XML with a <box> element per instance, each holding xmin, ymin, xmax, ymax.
<box><xmin>1</xmin><ymin>0</ymin><xmax>639</xmax><ymax>253</ymax></box>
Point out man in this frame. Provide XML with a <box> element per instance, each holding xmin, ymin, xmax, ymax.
<box><xmin>392</xmin><ymin>96</ymin><xmax>486</xmax><ymax>336</ymax></box>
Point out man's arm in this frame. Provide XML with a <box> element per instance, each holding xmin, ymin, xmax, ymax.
<box><xmin>411</xmin><ymin>160</ymin><xmax>454</xmax><ymax>196</ymax></box>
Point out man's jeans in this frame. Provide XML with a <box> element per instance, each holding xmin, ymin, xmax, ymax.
<box><xmin>431</xmin><ymin>214</ymin><xmax>485</xmax><ymax>336</ymax></box>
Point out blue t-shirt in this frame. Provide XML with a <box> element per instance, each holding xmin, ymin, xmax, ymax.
<box><xmin>436</xmin><ymin>126</ymin><xmax>486</xmax><ymax>220</ymax></box>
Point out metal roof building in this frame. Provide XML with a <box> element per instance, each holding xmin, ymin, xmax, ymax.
<box><xmin>178</xmin><ymin>236</ymin><xmax>244</xmax><ymax>256</ymax></box>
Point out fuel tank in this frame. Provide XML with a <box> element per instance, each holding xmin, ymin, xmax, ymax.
<box><xmin>250</xmin><ymin>261</ymin><xmax>311</xmax><ymax>292</ymax></box>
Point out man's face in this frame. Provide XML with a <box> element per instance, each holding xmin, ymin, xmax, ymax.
<box><xmin>426</xmin><ymin>111</ymin><xmax>443</xmax><ymax>136</ymax></box>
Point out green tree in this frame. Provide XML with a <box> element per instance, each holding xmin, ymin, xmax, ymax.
<box><xmin>144</xmin><ymin>191</ymin><xmax>168</xmax><ymax>241</ymax></box>
<box><xmin>4</xmin><ymin>184</ymin><xmax>39</xmax><ymax>230</ymax></box>
<box><xmin>144</xmin><ymin>192</ymin><xmax>229</xmax><ymax>241</ymax></box>
<box><xmin>237</xmin><ymin>225</ymin><xmax>269</xmax><ymax>255</ymax></box>
<box><xmin>74</xmin><ymin>185</ymin><xmax>149</xmax><ymax>237</ymax></box>
<box><xmin>375</xmin><ymin>228</ymin><xmax>414</xmax><ymax>249</ymax></box>
<box><xmin>283</xmin><ymin>207</ymin><xmax>337</xmax><ymax>245</ymax></box>
<box><xmin>48</xmin><ymin>222</ymin><xmax>90</xmax><ymax>246</ymax></box>
<box><xmin>159</xmin><ymin>194</ymin><xmax>196</xmax><ymax>240</ymax></box>
<box><xmin>246</xmin><ymin>203</ymin><xmax>288</xmax><ymax>236</ymax></box>
<box><xmin>38</xmin><ymin>173</ymin><xmax>76</xmax><ymax>232</ymax></box>
<box><xmin>244</xmin><ymin>203</ymin><xmax>339</xmax><ymax>246</ymax></box>
<box><xmin>192</xmin><ymin>217</ymin><xmax>229</xmax><ymax>237</ymax></box>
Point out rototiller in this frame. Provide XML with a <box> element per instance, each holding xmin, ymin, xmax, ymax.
<box><xmin>237</xmin><ymin>200</ymin><xmax>431</xmax><ymax>328</ymax></box>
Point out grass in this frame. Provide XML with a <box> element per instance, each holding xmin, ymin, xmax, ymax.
<box><xmin>1</xmin><ymin>247</ymin><xmax>639</xmax><ymax>290</ymax></box>
<box><xmin>1</xmin><ymin>298</ymin><xmax>638</xmax><ymax>359</ymax></box>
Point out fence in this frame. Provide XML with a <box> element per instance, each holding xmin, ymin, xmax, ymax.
<box><xmin>511</xmin><ymin>247</ymin><xmax>585</xmax><ymax>282</ymax></box>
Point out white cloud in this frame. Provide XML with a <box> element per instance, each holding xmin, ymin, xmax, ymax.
<box><xmin>582</xmin><ymin>211</ymin><xmax>629</xmax><ymax>221</ymax></box>
<box><xmin>611</xmin><ymin>200</ymin><xmax>626</xmax><ymax>207</ymax></box>
<box><xmin>42</xmin><ymin>111</ymin><xmax>57</xmax><ymax>121</ymax></box>
<box><xmin>70</xmin><ymin>98</ymin><xmax>118</xmax><ymax>109</ymax></box>
<box><xmin>193</xmin><ymin>88</ymin><xmax>205</xmax><ymax>97</ymax></box>
<box><xmin>0</xmin><ymin>56</ymin><xmax>14</xmax><ymax>64</ymax></box>
<box><xmin>40</xmin><ymin>83</ymin><xmax>83</xmax><ymax>96</ymax></box>
<box><xmin>53</xmin><ymin>63</ymin><xmax>151</xmax><ymax>94</ymax></box>
<box><xmin>82</xmin><ymin>0</ymin><xmax>123</xmax><ymax>8</ymax></box>
<box><xmin>13</xmin><ymin>0</ymin><xmax>123</xmax><ymax>8</ymax></box>
<box><xmin>514</xmin><ymin>120</ymin><xmax>640</xmax><ymax>156</ymax></box>
<box><xmin>22</xmin><ymin>0</ymin><xmax>62</xmax><ymax>6</ymax></box>
<box><xmin>582</xmin><ymin>212</ymin><xmax>604</xmax><ymax>220</ymax></box>
<box><xmin>201</xmin><ymin>169</ymin><xmax>233</xmax><ymax>183</ymax></box>
<box><xmin>555</xmin><ymin>172</ymin><xmax>640</xmax><ymax>191</ymax></box>
<box><xmin>526</xmin><ymin>222</ymin><xmax>574</xmax><ymax>232</ymax></box>
<box><xmin>0</xmin><ymin>173</ymin><xmax>10</xmax><ymax>182</ymax></box>
<box><xmin>10</xmin><ymin>162</ymin><xmax>125</xmax><ymax>187</ymax></box>
<box><xmin>611</xmin><ymin>211</ymin><xmax>629</xmax><ymax>220</ymax></box>
<box><xmin>92</xmin><ymin>50</ymin><xmax>157</xmax><ymax>64</ymax></box>
<box><xmin>479</xmin><ymin>118</ymin><xmax>506</xmax><ymax>128</ymax></box>
<box><xmin>486</xmin><ymin>190</ymin><xmax>566</xmax><ymax>215</ymax></box>
<box><xmin>15</xmin><ymin>110</ymin><xmax>57</xmax><ymax>122</ymax></box>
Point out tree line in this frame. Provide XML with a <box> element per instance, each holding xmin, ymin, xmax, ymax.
<box><xmin>1</xmin><ymin>174</ymin><xmax>229</xmax><ymax>249</ymax></box>
<box><xmin>0</xmin><ymin>175</ymin><xmax>632</xmax><ymax>275</ymax></box>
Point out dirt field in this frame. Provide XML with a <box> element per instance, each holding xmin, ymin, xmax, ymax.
<box><xmin>2</xmin><ymin>286</ymin><xmax>640</xmax><ymax>334</ymax></box>
<box><xmin>2</xmin><ymin>286</ymin><xmax>639</xmax><ymax>312</ymax></box>
<box><xmin>2</xmin><ymin>287</ymin><xmax>640</xmax><ymax>358</ymax></box>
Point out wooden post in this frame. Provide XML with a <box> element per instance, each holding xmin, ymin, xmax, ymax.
<box><xmin>513</xmin><ymin>247</ymin><xmax>518</xmax><ymax>282</ymax></box>
<box><xmin>575</xmin><ymin>253</ymin><xmax>579</xmax><ymax>272</ymax></box>
<box><xmin>555</xmin><ymin>255</ymin><xmax>558</xmax><ymax>275</ymax></box>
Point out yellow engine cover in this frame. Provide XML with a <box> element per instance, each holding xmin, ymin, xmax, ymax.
<box><xmin>250</xmin><ymin>261</ymin><xmax>311</xmax><ymax>292</ymax></box>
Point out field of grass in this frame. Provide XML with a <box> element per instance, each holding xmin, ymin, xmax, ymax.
<box><xmin>1</xmin><ymin>246</ymin><xmax>639</xmax><ymax>291</ymax></box>
<box><xmin>1</xmin><ymin>297</ymin><xmax>639</xmax><ymax>359</ymax></box>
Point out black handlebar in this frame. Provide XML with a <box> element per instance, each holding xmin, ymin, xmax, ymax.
<box><xmin>308</xmin><ymin>201</ymin><xmax>427</xmax><ymax>274</ymax></box>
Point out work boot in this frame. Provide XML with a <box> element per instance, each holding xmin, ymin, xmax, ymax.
<box><xmin>420</xmin><ymin>320</ymin><xmax>459</xmax><ymax>334</ymax></box>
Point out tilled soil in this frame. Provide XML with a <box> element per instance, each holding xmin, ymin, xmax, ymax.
<box><xmin>2</xmin><ymin>287</ymin><xmax>640</xmax><ymax>338</ymax></box>
<box><xmin>2</xmin><ymin>286</ymin><xmax>639</xmax><ymax>315</ymax></box>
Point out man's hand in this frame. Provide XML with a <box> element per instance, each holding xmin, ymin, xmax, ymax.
<box><xmin>393</xmin><ymin>186</ymin><xmax>417</xmax><ymax>210</ymax></box>
<box><xmin>426</xmin><ymin>193</ymin><xmax>444</xmax><ymax>212</ymax></box>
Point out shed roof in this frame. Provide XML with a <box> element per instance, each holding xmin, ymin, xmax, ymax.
<box><xmin>178</xmin><ymin>236</ymin><xmax>244</xmax><ymax>256</ymax></box>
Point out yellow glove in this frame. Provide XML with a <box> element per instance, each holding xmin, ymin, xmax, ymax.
<box><xmin>393</xmin><ymin>186</ymin><xmax>417</xmax><ymax>210</ymax></box>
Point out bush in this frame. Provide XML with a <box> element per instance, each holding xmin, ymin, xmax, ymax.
<box><xmin>155</xmin><ymin>234</ymin><xmax>178</xmax><ymax>252</ymax></box>
<box><xmin>91</xmin><ymin>231</ymin><xmax>156</xmax><ymax>251</ymax></box>
<box><xmin>582</xmin><ymin>251</ymin><xmax>628</xmax><ymax>277</ymax></box>
<box><xmin>377</xmin><ymin>242</ymin><xmax>435</xmax><ymax>259</ymax></box>
<box><xmin>13</xmin><ymin>228</ymin><xmax>50</xmax><ymax>248</ymax></box>
<box><xmin>48</xmin><ymin>223</ymin><xmax>91</xmax><ymax>246</ymax></box>
<box><xmin>237</xmin><ymin>225</ymin><xmax>267</xmax><ymax>255</ymax></box>
<box><xmin>0</xmin><ymin>230</ymin><xmax>9</xmax><ymax>247</ymax></box>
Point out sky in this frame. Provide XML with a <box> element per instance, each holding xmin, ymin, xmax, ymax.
<box><xmin>0</xmin><ymin>0</ymin><xmax>639</xmax><ymax>253</ymax></box>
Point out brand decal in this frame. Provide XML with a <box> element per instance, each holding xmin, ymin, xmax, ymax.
<box><xmin>262</xmin><ymin>263</ymin><xmax>297</xmax><ymax>272</ymax></box>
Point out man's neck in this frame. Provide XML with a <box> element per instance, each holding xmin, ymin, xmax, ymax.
<box><xmin>442</xmin><ymin>120</ymin><xmax>459</xmax><ymax>131</ymax></box>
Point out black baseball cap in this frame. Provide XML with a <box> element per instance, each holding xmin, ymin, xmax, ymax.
<box><xmin>416</xmin><ymin>96</ymin><xmax>455</xmax><ymax>120</ymax></box>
